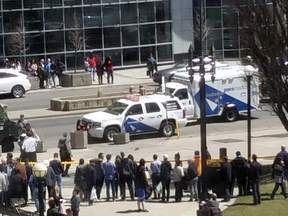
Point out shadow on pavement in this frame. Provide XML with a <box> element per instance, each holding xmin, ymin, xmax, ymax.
<box><xmin>116</xmin><ymin>209</ymin><xmax>143</xmax><ymax>214</ymax></box>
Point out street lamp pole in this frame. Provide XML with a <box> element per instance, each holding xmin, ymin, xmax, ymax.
<box><xmin>247</xmin><ymin>74</ymin><xmax>251</xmax><ymax>161</ymax></box>
<box><xmin>244</xmin><ymin>65</ymin><xmax>255</xmax><ymax>161</ymax></box>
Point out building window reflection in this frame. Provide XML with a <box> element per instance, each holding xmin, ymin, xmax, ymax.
<box><xmin>24</xmin><ymin>10</ymin><xmax>43</xmax><ymax>32</ymax></box>
<box><xmin>104</xmin><ymin>27</ymin><xmax>120</xmax><ymax>48</ymax></box>
<box><xmin>26</xmin><ymin>33</ymin><xmax>45</xmax><ymax>55</ymax></box>
<box><xmin>85</xmin><ymin>29</ymin><xmax>103</xmax><ymax>50</ymax></box>
<box><xmin>157</xmin><ymin>45</ymin><xmax>172</xmax><ymax>62</ymax></box>
<box><xmin>45</xmin><ymin>9</ymin><xmax>63</xmax><ymax>30</ymax></box>
<box><xmin>140</xmin><ymin>24</ymin><xmax>155</xmax><ymax>45</ymax></box>
<box><xmin>3</xmin><ymin>0</ymin><xmax>22</xmax><ymax>10</ymax></box>
<box><xmin>103</xmin><ymin>5</ymin><xmax>120</xmax><ymax>26</ymax></box>
<box><xmin>156</xmin><ymin>23</ymin><xmax>171</xmax><ymax>43</ymax></box>
<box><xmin>45</xmin><ymin>31</ymin><xmax>65</xmax><ymax>53</ymax></box>
<box><xmin>139</xmin><ymin>2</ymin><xmax>155</xmax><ymax>23</ymax></box>
<box><xmin>122</xmin><ymin>26</ymin><xmax>138</xmax><ymax>46</ymax></box>
<box><xmin>84</xmin><ymin>6</ymin><xmax>101</xmax><ymax>27</ymax></box>
<box><xmin>121</xmin><ymin>4</ymin><xmax>137</xmax><ymax>24</ymax></box>
<box><xmin>104</xmin><ymin>49</ymin><xmax>121</xmax><ymax>66</ymax></box>
<box><xmin>44</xmin><ymin>0</ymin><xmax>62</xmax><ymax>7</ymax></box>
<box><xmin>123</xmin><ymin>48</ymin><xmax>139</xmax><ymax>66</ymax></box>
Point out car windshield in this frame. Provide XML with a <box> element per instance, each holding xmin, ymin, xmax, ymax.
<box><xmin>173</xmin><ymin>59</ymin><xmax>188</xmax><ymax>69</ymax></box>
<box><xmin>104</xmin><ymin>101</ymin><xmax>128</xmax><ymax>115</ymax></box>
<box><xmin>154</xmin><ymin>86</ymin><xmax>175</xmax><ymax>95</ymax></box>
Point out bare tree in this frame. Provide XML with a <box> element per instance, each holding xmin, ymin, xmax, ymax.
<box><xmin>68</xmin><ymin>12</ymin><xmax>84</xmax><ymax>72</ymax></box>
<box><xmin>233</xmin><ymin>0</ymin><xmax>288</xmax><ymax>131</ymax></box>
<box><xmin>8</xmin><ymin>18</ymin><xmax>30</xmax><ymax>65</ymax></box>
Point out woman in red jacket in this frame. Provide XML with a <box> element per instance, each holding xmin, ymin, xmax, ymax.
<box><xmin>104</xmin><ymin>56</ymin><xmax>114</xmax><ymax>84</ymax></box>
<box><xmin>89</xmin><ymin>54</ymin><xmax>98</xmax><ymax>81</ymax></box>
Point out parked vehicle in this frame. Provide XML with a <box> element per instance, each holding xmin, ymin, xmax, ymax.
<box><xmin>0</xmin><ymin>69</ymin><xmax>31</xmax><ymax>98</ymax></box>
<box><xmin>77</xmin><ymin>95</ymin><xmax>187</xmax><ymax>142</ymax></box>
<box><xmin>0</xmin><ymin>104</ymin><xmax>18</xmax><ymax>152</ymax></box>
<box><xmin>155</xmin><ymin>65</ymin><xmax>259</xmax><ymax>122</ymax></box>
<box><xmin>152</xmin><ymin>59</ymin><xmax>188</xmax><ymax>84</ymax></box>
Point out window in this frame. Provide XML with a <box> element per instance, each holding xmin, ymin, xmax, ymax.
<box><xmin>206</xmin><ymin>8</ymin><xmax>222</xmax><ymax>28</ymax></box>
<box><xmin>224</xmin><ymin>29</ymin><xmax>239</xmax><ymax>50</ymax></box>
<box><xmin>223</xmin><ymin>9</ymin><xmax>238</xmax><ymax>28</ymax></box>
<box><xmin>140</xmin><ymin>47</ymin><xmax>155</xmax><ymax>64</ymax></box>
<box><xmin>45</xmin><ymin>31</ymin><xmax>64</xmax><ymax>53</ymax></box>
<box><xmin>3</xmin><ymin>0</ymin><xmax>22</xmax><ymax>10</ymax></box>
<box><xmin>0</xmin><ymin>73</ymin><xmax>17</xmax><ymax>78</ymax></box>
<box><xmin>85</xmin><ymin>29</ymin><xmax>103</xmax><ymax>50</ymax></box>
<box><xmin>104</xmin><ymin>28</ymin><xmax>120</xmax><ymax>48</ymax></box>
<box><xmin>3</xmin><ymin>12</ymin><xmax>22</xmax><ymax>33</ymax></box>
<box><xmin>123</xmin><ymin>48</ymin><xmax>139</xmax><ymax>66</ymax></box>
<box><xmin>24</xmin><ymin>10</ymin><xmax>43</xmax><ymax>32</ymax></box>
<box><xmin>157</xmin><ymin>23</ymin><xmax>172</xmax><ymax>43</ymax></box>
<box><xmin>162</xmin><ymin>101</ymin><xmax>181</xmax><ymax>111</ymax></box>
<box><xmin>139</xmin><ymin>2</ymin><xmax>154</xmax><ymax>23</ymax></box>
<box><xmin>66</xmin><ymin>52</ymin><xmax>84</xmax><ymax>70</ymax></box>
<box><xmin>126</xmin><ymin>104</ymin><xmax>143</xmax><ymax>116</ymax></box>
<box><xmin>206</xmin><ymin>0</ymin><xmax>221</xmax><ymax>6</ymax></box>
<box><xmin>64</xmin><ymin>0</ymin><xmax>81</xmax><ymax>6</ymax></box>
<box><xmin>145</xmin><ymin>103</ymin><xmax>160</xmax><ymax>113</ymax></box>
<box><xmin>83</xmin><ymin>0</ymin><xmax>100</xmax><ymax>4</ymax></box>
<box><xmin>26</xmin><ymin>33</ymin><xmax>45</xmax><ymax>55</ymax></box>
<box><xmin>103</xmin><ymin>5</ymin><xmax>120</xmax><ymax>26</ymax></box>
<box><xmin>65</xmin><ymin>8</ymin><xmax>83</xmax><ymax>29</ymax></box>
<box><xmin>174</xmin><ymin>89</ymin><xmax>188</xmax><ymax>100</ymax></box>
<box><xmin>65</xmin><ymin>30</ymin><xmax>85</xmax><ymax>51</ymax></box>
<box><xmin>121</xmin><ymin>4</ymin><xmax>137</xmax><ymax>24</ymax></box>
<box><xmin>157</xmin><ymin>45</ymin><xmax>172</xmax><ymax>62</ymax></box>
<box><xmin>84</xmin><ymin>7</ymin><xmax>101</xmax><ymax>27</ymax></box>
<box><xmin>104</xmin><ymin>102</ymin><xmax>128</xmax><ymax>115</ymax></box>
<box><xmin>45</xmin><ymin>9</ymin><xmax>63</xmax><ymax>30</ymax></box>
<box><xmin>156</xmin><ymin>1</ymin><xmax>171</xmax><ymax>21</ymax></box>
<box><xmin>140</xmin><ymin>24</ymin><xmax>155</xmax><ymax>45</ymax></box>
<box><xmin>122</xmin><ymin>26</ymin><xmax>138</xmax><ymax>46</ymax></box>
<box><xmin>104</xmin><ymin>49</ymin><xmax>121</xmax><ymax>66</ymax></box>
<box><xmin>24</xmin><ymin>0</ymin><xmax>42</xmax><ymax>8</ymax></box>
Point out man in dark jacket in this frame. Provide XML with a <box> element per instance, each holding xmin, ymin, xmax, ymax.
<box><xmin>49</xmin><ymin>153</ymin><xmax>64</xmax><ymax>199</ymax></box>
<box><xmin>276</xmin><ymin>145</ymin><xmax>288</xmax><ymax>179</ymax></box>
<box><xmin>231</xmin><ymin>151</ymin><xmax>248</xmax><ymax>196</ymax></box>
<box><xmin>220</xmin><ymin>156</ymin><xmax>232</xmax><ymax>202</ymax></box>
<box><xmin>250</xmin><ymin>154</ymin><xmax>262</xmax><ymax>205</ymax></box>
<box><xmin>119</xmin><ymin>151</ymin><xmax>134</xmax><ymax>201</ymax></box>
<box><xmin>57</xmin><ymin>133</ymin><xmax>72</xmax><ymax>177</ymax></box>
<box><xmin>94</xmin><ymin>153</ymin><xmax>104</xmax><ymax>200</ymax></box>
<box><xmin>160</xmin><ymin>154</ymin><xmax>172</xmax><ymax>203</ymax></box>
<box><xmin>85</xmin><ymin>160</ymin><xmax>96</xmax><ymax>205</ymax></box>
<box><xmin>56</xmin><ymin>59</ymin><xmax>65</xmax><ymax>86</ymax></box>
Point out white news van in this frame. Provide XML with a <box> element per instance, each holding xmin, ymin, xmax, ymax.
<box><xmin>155</xmin><ymin>65</ymin><xmax>259</xmax><ymax>122</ymax></box>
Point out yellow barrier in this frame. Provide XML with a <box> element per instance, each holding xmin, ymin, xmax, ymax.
<box><xmin>175</xmin><ymin>119</ymin><xmax>180</xmax><ymax>139</ymax></box>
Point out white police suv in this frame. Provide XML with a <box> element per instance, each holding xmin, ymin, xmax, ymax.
<box><xmin>76</xmin><ymin>94</ymin><xmax>187</xmax><ymax>142</ymax></box>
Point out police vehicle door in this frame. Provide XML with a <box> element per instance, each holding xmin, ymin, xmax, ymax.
<box><xmin>143</xmin><ymin>102</ymin><xmax>162</xmax><ymax>131</ymax></box>
<box><xmin>124</xmin><ymin>104</ymin><xmax>155</xmax><ymax>133</ymax></box>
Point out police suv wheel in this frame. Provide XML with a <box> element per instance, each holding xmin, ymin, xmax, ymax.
<box><xmin>160</xmin><ymin>122</ymin><xmax>175</xmax><ymax>137</ymax></box>
<box><xmin>224</xmin><ymin>108</ymin><xmax>238</xmax><ymax>122</ymax></box>
<box><xmin>12</xmin><ymin>85</ymin><xmax>25</xmax><ymax>98</ymax></box>
<box><xmin>104</xmin><ymin>126</ymin><xmax>120</xmax><ymax>142</ymax></box>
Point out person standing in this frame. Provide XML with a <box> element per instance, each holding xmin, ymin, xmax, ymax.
<box><xmin>9</xmin><ymin>168</ymin><xmax>25</xmax><ymax>209</ymax></box>
<box><xmin>17</xmin><ymin>114</ymin><xmax>27</xmax><ymax>134</ymax></box>
<box><xmin>30</xmin><ymin>59</ymin><xmax>38</xmax><ymax>76</ymax></box>
<box><xmin>220</xmin><ymin>156</ymin><xmax>232</xmax><ymax>202</ymax></box>
<box><xmin>160</xmin><ymin>154</ymin><xmax>172</xmax><ymax>203</ymax></box>
<box><xmin>47</xmin><ymin>199</ymin><xmax>58</xmax><ymax>216</ymax></box>
<box><xmin>250</xmin><ymin>154</ymin><xmax>262</xmax><ymax>205</ymax></box>
<box><xmin>49</xmin><ymin>153</ymin><xmax>64</xmax><ymax>199</ymax></box>
<box><xmin>231</xmin><ymin>151</ymin><xmax>248</xmax><ymax>196</ymax></box>
<box><xmin>38</xmin><ymin>59</ymin><xmax>45</xmax><ymax>89</ymax></box>
<box><xmin>56</xmin><ymin>59</ymin><xmax>65</xmax><ymax>86</ymax></box>
<box><xmin>0</xmin><ymin>165</ymin><xmax>6</xmax><ymax>206</ymax></box>
<box><xmin>194</xmin><ymin>150</ymin><xmax>202</xmax><ymax>196</ymax></box>
<box><xmin>271</xmin><ymin>157</ymin><xmax>287</xmax><ymax>199</ymax></box>
<box><xmin>89</xmin><ymin>54</ymin><xmax>97</xmax><ymax>81</ymax></box>
<box><xmin>29</xmin><ymin>174</ymin><xmax>46</xmax><ymax>213</ymax></box>
<box><xmin>94</xmin><ymin>153</ymin><xmax>104</xmax><ymax>200</ymax></box>
<box><xmin>119</xmin><ymin>151</ymin><xmax>134</xmax><ymax>201</ymax></box>
<box><xmin>45</xmin><ymin>58</ymin><xmax>52</xmax><ymax>88</ymax></box>
<box><xmin>85</xmin><ymin>160</ymin><xmax>96</xmax><ymax>205</ymax></box>
<box><xmin>43</xmin><ymin>160</ymin><xmax>56</xmax><ymax>198</ymax></box>
<box><xmin>22</xmin><ymin>132</ymin><xmax>37</xmax><ymax>162</ymax></box>
<box><xmin>103</xmin><ymin>154</ymin><xmax>116</xmax><ymax>201</ymax></box>
<box><xmin>96</xmin><ymin>57</ymin><xmax>104</xmax><ymax>85</ymax></box>
<box><xmin>135</xmin><ymin>158</ymin><xmax>149</xmax><ymax>212</ymax></box>
<box><xmin>187</xmin><ymin>158</ymin><xmax>198</xmax><ymax>202</ymax></box>
<box><xmin>50</xmin><ymin>60</ymin><xmax>57</xmax><ymax>88</ymax></box>
<box><xmin>71</xmin><ymin>188</ymin><xmax>81</xmax><ymax>216</ymax></box>
<box><xmin>276</xmin><ymin>145</ymin><xmax>288</xmax><ymax>180</ymax></box>
<box><xmin>74</xmin><ymin>158</ymin><xmax>86</xmax><ymax>202</ymax></box>
<box><xmin>57</xmin><ymin>133</ymin><xmax>72</xmax><ymax>177</ymax></box>
<box><xmin>150</xmin><ymin>154</ymin><xmax>161</xmax><ymax>199</ymax></box>
<box><xmin>104</xmin><ymin>56</ymin><xmax>114</xmax><ymax>84</ymax></box>
<box><xmin>173</xmin><ymin>160</ymin><xmax>184</xmax><ymax>202</ymax></box>
<box><xmin>115</xmin><ymin>155</ymin><xmax>121</xmax><ymax>199</ymax></box>
<box><xmin>14</xmin><ymin>157</ymin><xmax>28</xmax><ymax>205</ymax></box>
<box><xmin>146</xmin><ymin>53</ymin><xmax>157</xmax><ymax>78</ymax></box>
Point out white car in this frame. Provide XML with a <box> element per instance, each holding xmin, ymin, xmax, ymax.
<box><xmin>0</xmin><ymin>69</ymin><xmax>31</xmax><ymax>98</ymax></box>
<box><xmin>77</xmin><ymin>94</ymin><xmax>187</xmax><ymax>142</ymax></box>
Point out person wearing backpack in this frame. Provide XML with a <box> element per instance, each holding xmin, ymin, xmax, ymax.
<box><xmin>57</xmin><ymin>133</ymin><xmax>72</xmax><ymax>177</ymax></box>
<box><xmin>187</xmin><ymin>158</ymin><xmax>198</xmax><ymax>202</ymax></box>
<box><xmin>119</xmin><ymin>151</ymin><xmax>134</xmax><ymax>201</ymax></box>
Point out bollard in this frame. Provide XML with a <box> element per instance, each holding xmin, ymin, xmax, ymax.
<box><xmin>139</xmin><ymin>88</ymin><xmax>146</xmax><ymax>96</ymax></box>
<box><xmin>219</xmin><ymin>147</ymin><xmax>227</xmax><ymax>159</ymax></box>
<box><xmin>36</xmin><ymin>141</ymin><xmax>47</xmax><ymax>153</ymax></box>
<box><xmin>139</xmin><ymin>85</ymin><xmax>143</xmax><ymax>92</ymax></box>
<box><xmin>70</xmin><ymin>131</ymin><xmax>88</xmax><ymax>149</ymax></box>
<box><xmin>113</xmin><ymin>133</ymin><xmax>130</xmax><ymax>144</ymax></box>
<box><xmin>129</xmin><ymin>86</ymin><xmax>135</xmax><ymax>94</ymax></box>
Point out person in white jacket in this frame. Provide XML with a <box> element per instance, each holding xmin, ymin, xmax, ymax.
<box><xmin>173</xmin><ymin>160</ymin><xmax>184</xmax><ymax>202</ymax></box>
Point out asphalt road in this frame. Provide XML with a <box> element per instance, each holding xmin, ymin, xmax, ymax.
<box><xmin>0</xmin><ymin>82</ymin><xmax>156</xmax><ymax>111</ymax></box>
<box><xmin>27</xmin><ymin>109</ymin><xmax>281</xmax><ymax>149</ymax></box>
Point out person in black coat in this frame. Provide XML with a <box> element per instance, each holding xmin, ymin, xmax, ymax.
<box><xmin>94</xmin><ymin>153</ymin><xmax>104</xmax><ymax>200</ymax></box>
<box><xmin>160</xmin><ymin>154</ymin><xmax>172</xmax><ymax>203</ymax></box>
<box><xmin>85</xmin><ymin>160</ymin><xmax>96</xmax><ymax>205</ymax></box>
<box><xmin>220</xmin><ymin>156</ymin><xmax>232</xmax><ymax>202</ymax></box>
<box><xmin>9</xmin><ymin>168</ymin><xmax>25</xmax><ymax>207</ymax></box>
<box><xmin>250</xmin><ymin>154</ymin><xmax>262</xmax><ymax>205</ymax></box>
<box><xmin>119</xmin><ymin>151</ymin><xmax>134</xmax><ymax>201</ymax></box>
<box><xmin>231</xmin><ymin>151</ymin><xmax>247</xmax><ymax>196</ymax></box>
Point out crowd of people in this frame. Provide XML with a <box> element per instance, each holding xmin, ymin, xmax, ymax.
<box><xmin>84</xmin><ymin>54</ymin><xmax>114</xmax><ymax>85</ymax></box>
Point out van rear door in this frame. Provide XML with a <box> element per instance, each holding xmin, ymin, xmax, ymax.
<box><xmin>174</xmin><ymin>88</ymin><xmax>194</xmax><ymax>119</ymax></box>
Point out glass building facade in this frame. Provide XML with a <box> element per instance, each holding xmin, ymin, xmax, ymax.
<box><xmin>0</xmin><ymin>0</ymin><xmax>172</xmax><ymax>69</ymax></box>
<box><xmin>0</xmin><ymin>0</ymin><xmax>244</xmax><ymax>70</ymax></box>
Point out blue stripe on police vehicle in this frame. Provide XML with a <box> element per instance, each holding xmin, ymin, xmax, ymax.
<box><xmin>124</xmin><ymin>117</ymin><xmax>158</xmax><ymax>133</ymax></box>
